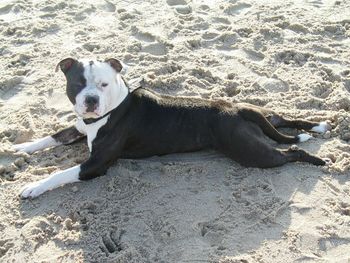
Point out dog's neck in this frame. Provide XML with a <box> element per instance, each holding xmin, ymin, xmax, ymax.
<box><xmin>106</xmin><ymin>74</ymin><xmax>129</xmax><ymax>114</ymax></box>
<box><xmin>83</xmin><ymin>75</ymin><xmax>129</xmax><ymax>125</ymax></box>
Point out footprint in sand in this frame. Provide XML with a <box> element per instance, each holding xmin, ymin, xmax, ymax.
<box><xmin>82</xmin><ymin>42</ymin><xmax>101</xmax><ymax>52</ymax></box>
<box><xmin>0</xmin><ymin>76</ymin><xmax>23</xmax><ymax>101</ymax></box>
<box><xmin>134</xmin><ymin>31</ymin><xmax>156</xmax><ymax>43</ymax></box>
<box><xmin>20</xmin><ymin>218</ymin><xmax>56</xmax><ymax>250</ymax></box>
<box><xmin>344</xmin><ymin>80</ymin><xmax>350</xmax><ymax>93</ymax></box>
<box><xmin>99</xmin><ymin>230</ymin><xmax>124</xmax><ymax>255</ymax></box>
<box><xmin>243</xmin><ymin>48</ymin><xmax>265</xmax><ymax>61</ymax></box>
<box><xmin>201</xmin><ymin>32</ymin><xmax>220</xmax><ymax>40</ymax></box>
<box><xmin>0</xmin><ymin>153</ymin><xmax>16</xmax><ymax>167</ymax></box>
<box><xmin>141</xmin><ymin>42</ymin><xmax>168</xmax><ymax>56</ymax></box>
<box><xmin>0</xmin><ymin>148</ymin><xmax>28</xmax><ymax>179</ymax></box>
<box><xmin>224</xmin><ymin>2</ymin><xmax>251</xmax><ymax>15</ymax></box>
<box><xmin>132</xmin><ymin>27</ymin><xmax>168</xmax><ymax>56</ymax></box>
<box><xmin>275</xmin><ymin>50</ymin><xmax>312</xmax><ymax>66</ymax></box>
<box><xmin>212</xmin><ymin>17</ymin><xmax>231</xmax><ymax>25</ymax></box>
<box><xmin>0</xmin><ymin>239</ymin><xmax>14</xmax><ymax>258</ymax></box>
<box><xmin>0</xmin><ymin>1</ymin><xmax>24</xmax><ymax>22</ymax></box>
<box><xmin>141</xmin><ymin>43</ymin><xmax>167</xmax><ymax>56</ymax></box>
<box><xmin>166</xmin><ymin>0</ymin><xmax>191</xmax><ymax>14</ymax></box>
<box><xmin>0</xmin><ymin>2</ymin><xmax>13</xmax><ymax>15</ymax></box>
<box><xmin>166</xmin><ymin>0</ymin><xmax>187</xmax><ymax>5</ymax></box>
<box><xmin>256</xmin><ymin>77</ymin><xmax>289</xmax><ymax>93</ymax></box>
<box><xmin>318</xmin><ymin>236</ymin><xmax>350</xmax><ymax>252</ymax></box>
<box><xmin>100</xmin><ymin>0</ymin><xmax>116</xmax><ymax>12</ymax></box>
<box><xmin>307</xmin><ymin>0</ymin><xmax>323</xmax><ymax>8</ymax></box>
<box><xmin>311</xmin><ymin>82</ymin><xmax>332</xmax><ymax>99</ymax></box>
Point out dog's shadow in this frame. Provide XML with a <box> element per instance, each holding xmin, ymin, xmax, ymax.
<box><xmin>15</xmin><ymin>138</ymin><xmax>343</xmax><ymax>262</ymax></box>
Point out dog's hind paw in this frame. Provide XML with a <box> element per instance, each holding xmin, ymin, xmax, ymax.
<box><xmin>311</xmin><ymin>121</ymin><xmax>332</xmax><ymax>134</ymax></box>
<box><xmin>322</xmin><ymin>157</ymin><xmax>333</xmax><ymax>166</ymax></box>
<box><xmin>298</xmin><ymin>133</ymin><xmax>313</xmax><ymax>142</ymax></box>
<box><xmin>289</xmin><ymin>144</ymin><xmax>299</xmax><ymax>151</ymax></box>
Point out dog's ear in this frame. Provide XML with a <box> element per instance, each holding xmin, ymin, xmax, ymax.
<box><xmin>56</xmin><ymin>58</ymin><xmax>77</xmax><ymax>73</ymax></box>
<box><xmin>105</xmin><ymin>58</ymin><xmax>123</xmax><ymax>73</ymax></box>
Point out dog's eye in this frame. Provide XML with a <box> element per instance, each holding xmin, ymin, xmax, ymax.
<box><xmin>101</xmin><ymin>83</ymin><xmax>108</xmax><ymax>87</ymax></box>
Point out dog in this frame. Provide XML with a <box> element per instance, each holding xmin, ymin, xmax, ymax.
<box><xmin>14</xmin><ymin>58</ymin><xmax>332</xmax><ymax>199</ymax></box>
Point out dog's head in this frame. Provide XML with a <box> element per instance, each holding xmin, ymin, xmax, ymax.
<box><xmin>56</xmin><ymin>58</ymin><xmax>128</xmax><ymax>119</ymax></box>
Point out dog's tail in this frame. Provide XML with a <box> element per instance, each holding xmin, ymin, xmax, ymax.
<box><xmin>238</xmin><ymin>108</ymin><xmax>312</xmax><ymax>144</ymax></box>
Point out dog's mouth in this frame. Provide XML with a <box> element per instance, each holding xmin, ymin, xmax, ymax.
<box><xmin>75</xmin><ymin>108</ymin><xmax>101</xmax><ymax>119</ymax></box>
<box><xmin>74</xmin><ymin>98</ymin><xmax>106</xmax><ymax>119</ymax></box>
<box><xmin>81</xmin><ymin>111</ymin><xmax>100</xmax><ymax>118</ymax></box>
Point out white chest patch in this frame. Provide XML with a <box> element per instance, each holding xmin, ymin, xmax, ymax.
<box><xmin>76</xmin><ymin>116</ymin><xmax>109</xmax><ymax>152</ymax></box>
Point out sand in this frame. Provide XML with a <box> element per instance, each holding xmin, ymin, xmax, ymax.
<box><xmin>0</xmin><ymin>0</ymin><xmax>350</xmax><ymax>262</ymax></box>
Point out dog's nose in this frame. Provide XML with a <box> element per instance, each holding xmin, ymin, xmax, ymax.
<box><xmin>85</xmin><ymin>95</ymin><xmax>99</xmax><ymax>112</ymax></box>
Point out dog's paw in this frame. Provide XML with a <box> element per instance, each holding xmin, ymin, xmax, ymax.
<box><xmin>20</xmin><ymin>180</ymin><xmax>47</xmax><ymax>199</ymax></box>
<box><xmin>298</xmin><ymin>133</ymin><xmax>313</xmax><ymax>142</ymax></box>
<box><xmin>289</xmin><ymin>144</ymin><xmax>299</xmax><ymax>151</ymax></box>
<box><xmin>311</xmin><ymin>121</ymin><xmax>332</xmax><ymax>134</ymax></box>
<box><xmin>322</xmin><ymin>157</ymin><xmax>333</xmax><ymax>166</ymax></box>
<box><xmin>13</xmin><ymin>142</ymin><xmax>37</xmax><ymax>154</ymax></box>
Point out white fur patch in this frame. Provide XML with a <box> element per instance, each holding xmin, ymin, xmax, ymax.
<box><xmin>76</xmin><ymin>116</ymin><xmax>109</xmax><ymax>152</ymax></box>
<box><xmin>298</xmin><ymin>133</ymin><xmax>313</xmax><ymax>142</ymax></box>
<box><xmin>21</xmin><ymin>165</ymin><xmax>81</xmax><ymax>199</ymax></box>
<box><xmin>13</xmin><ymin>136</ymin><xmax>60</xmax><ymax>154</ymax></box>
<box><xmin>311</xmin><ymin>121</ymin><xmax>331</xmax><ymax>134</ymax></box>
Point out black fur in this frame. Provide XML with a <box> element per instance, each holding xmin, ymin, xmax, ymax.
<box><xmin>51</xmin><ymin>126</ymin><xmax>85</xmax><ymax>145</ymax></box>
<box><xmin>63</xmin><ymin>61</ymin><xmax>86</xmax><ymax>104</ymax></box>
<box><xmin>71</xmin><ymin>88</ymin><xmax>326</xmax><ymax>180</ymax></box>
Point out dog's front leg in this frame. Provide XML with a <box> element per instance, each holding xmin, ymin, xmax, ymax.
<box><xmin>20</xmin><ymin>165</ymin><xmax>81</xmax><ymax>199</ymax></box>
<box><xmin>13</xmin><ymin>126</ymin><xmax>85</xmax><ymax>154</ymax></box>
<box><xmin>20</xmin><ymin>139</ymin><xmax>125</xmax><ymax>199</ymax></box>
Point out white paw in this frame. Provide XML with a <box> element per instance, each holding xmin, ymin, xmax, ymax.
<box><xmin>311</xmin><ymin>121</ymin><xmax>332</xmax><ymax>134</ymax></box>
<box><xmin>290</xmin><ymin>144</ymin><xmax>299</xmax><ymax>151</ymax></box>
<box><xmin>298</xmin><ymin>133</ymin><xmax>313</xmax><ymax>142</ymax></box>
<box><xmin>322</xmin><ymin>157</ymin><xmax>333</xmax><ymax>166</ymax></box>
<box><xmin>13</xmin><ymin>142</ymin><xmax>37</xmax><ymax>154</ymax></box>
<box><xmin>20</xmin><ymin>180</ymin><xmax>48</xmax><ymax>199</ymax></box>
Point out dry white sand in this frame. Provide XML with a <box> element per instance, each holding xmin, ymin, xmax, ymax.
<box><xmin>1</xmin><ymin>0</ymin><xmax>350</xmax><ymax>262</ymax></box>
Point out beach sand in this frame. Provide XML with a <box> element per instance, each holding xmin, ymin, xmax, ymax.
<box><xmin>1</xmin><ymin>0</ymin><xmax>350</xmax><ymax>262</ymax></box>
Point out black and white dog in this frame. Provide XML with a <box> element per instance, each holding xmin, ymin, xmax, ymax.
<box><xmin>14</xmin><ymin>58</ymin><xmax>331</xmax><ymax>199</ymax></box>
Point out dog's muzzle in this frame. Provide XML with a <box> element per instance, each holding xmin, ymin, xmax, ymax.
<box><xmin>85</xmin><ymin>95</ymin><xmax>99</xmax><ymax>112</ymax></box>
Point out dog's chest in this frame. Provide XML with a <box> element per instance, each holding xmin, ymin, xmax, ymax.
<box><xmin>76</xmin><ymin>116</ymin><xmax>109</xmax><ymax>152</ymax></box>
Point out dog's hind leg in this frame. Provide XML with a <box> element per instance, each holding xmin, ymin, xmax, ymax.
<box><xmin>227</xmin><ymin>138</ymin><xmax>330</xmax><ymax>168</ymax></box>
<box><xmin>224</xmin><ymin>133</ymin><xmax>330</xmax><ymax>168</ymax></box>
<box><xmin>282</xmin><ymin>145</ymin><xmax>331</xmax><ymax>166</ymax></box>
<box><xmin>13</xmin><ymin>126</ymin><xmax>85</xmax><ymax>154</ymax></box>
<box><xmin>260</xmin><ymin>146</ymin><xmax>331</xmax><ymax>167</ymax></box>
<box><xmin>267</xmin><ymin>114</ymin><xmax>331</xmax><ymax>134</ymax></box>
<box><xmin>238</xmin><ymin>108</ymin><xmax>313</xmax><ymax>144</ymax></box>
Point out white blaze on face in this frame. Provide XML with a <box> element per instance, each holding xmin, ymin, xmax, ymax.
<box><xmin>74</xmin><ymin>60</ymin><xmax>128</xmax><ymax>119</ymax></box>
